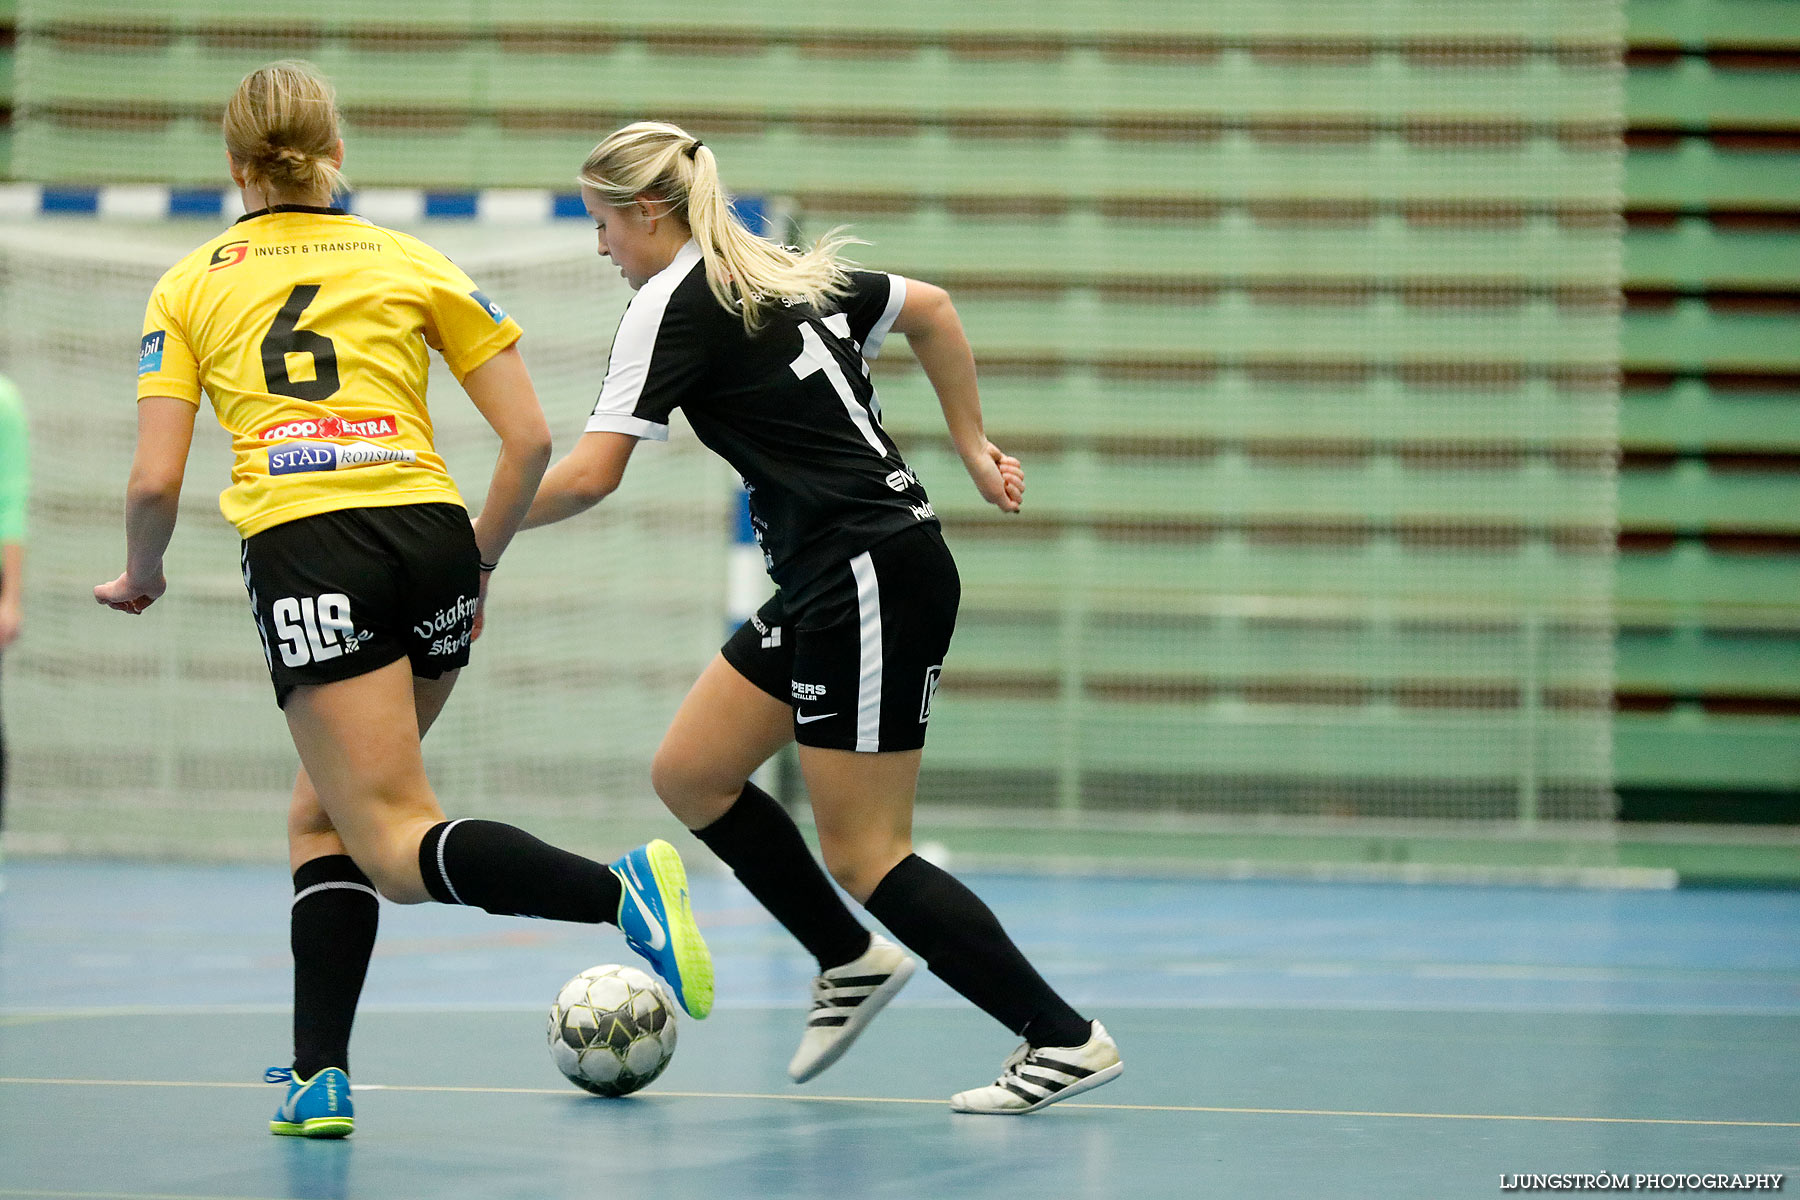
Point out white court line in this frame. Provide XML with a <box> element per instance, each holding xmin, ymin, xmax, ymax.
<box><xmin>0</xmin><ymin>1077</ymin><xmax>1794</xmax><ymax>1128</ymax></box>
<box><xmin>0</xmin><ymin>1194</ymin><xmax>288</xmax><ymax>1200</ymax></box>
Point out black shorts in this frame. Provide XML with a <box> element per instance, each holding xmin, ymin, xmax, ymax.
<box><xmin>240</xmin><ymin>502</ymin><xmax>479</xmax><ymax>708</ymax></box>
<box><xmin>722</xmin><ymin>524</ymin><xmax>959</xmax><ymax>752</ymax></box>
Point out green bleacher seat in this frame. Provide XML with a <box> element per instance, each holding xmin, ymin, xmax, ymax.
<box><xmin>938</xmin><ymin>528</ymin><xmax>1610</xmax><ymax>613</ymax></box>
<box><xmin>15</xmin><ymin>36</ymin><xmax>1611</xmax><ymax>127</ymax></box>
<box><xmin>1614</xmin><ymin>709</ymin><xmax>1800</xmax><ymax>790</ymax></box>
<box><xmin>1621</xmin><ymin>379</ymin><xmax>1800</xmax><ymax>453</ymax></box>
<box><xmin>12</xmin><ymin>111</ymin><xmax>1628</xmax><ymax>201</ymax></box>
<box><xmin>925</xmin><ymin>692</ymin><xmax>1608</xmax><ymax>789</ymax></box>
<box><xmin>819</xmin><ymin>205</ymin><xmax>1621</xmax><ymax>285</ymax></box>
<box><xmin>1626</xmin><ymin>0</ymin><xmax>1800</xmax><ymax>51</ymax></box>
<box><xmin>1626</xmin><ymin>217</ymin><xmax>1800</xmax><ymax>290</ymax></box>
<box><xmin>905</xmin><ymin>442</ymin><xmax>1614</xmax><ymax>527</ymax></box>
<box><xmin>1624</xmin><ymin>139</ymin><xmax>1800</xmax><ymax>211</ymax></box>
<box><xmin>1622</xmin><ymin>299</ymin><xmax>1800</xmax><ymax>373</ymax></box>
<box><xmin>24</xmin><ymin>1</ymin><xmax>1627</xmax><ymax>43</ymax></box>
<box><xmin>1616</xmin><ymin>625</ymin><xmax>1800</xmax><ymax>694</ymax></box>
<box><xmin>1626</xmin><ymin>57</ymin><xmax>1800</xmax><ymax>129</ymax></box>
<box><xmin>876</xmin><ymin>366</ymin><xmax>1617</xmax><ymax>447</ymax></box>
<box><xmin>1617</xmin><ymin>540</ymin><xmax>1800</xmax><ymax>622</ymax></box>
<box><xmin>1619</xmin><ymin>459</ymin><xmax>1800</xmax><ymax>532</ymax></box>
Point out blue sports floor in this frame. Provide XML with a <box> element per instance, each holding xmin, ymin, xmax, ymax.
<box><xmin>0</xmin><ymin>859</ymin><xmax>1796</xmax><ymax>1199</ymax></box>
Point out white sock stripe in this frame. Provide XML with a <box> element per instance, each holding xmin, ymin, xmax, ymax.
<box><xmin>291</xmin><ymin>880</ymin><xmax>378</xmax><ymax>906</ymax></box>
<box><xmin>850</xmin><ymin>551</ymin><xmax>883</xmax><ymax>752</ymax></box>
<box><xmin>434</xmin><ymin>818</ymin><xmax>470</xmax><ymax>905</ymax></box>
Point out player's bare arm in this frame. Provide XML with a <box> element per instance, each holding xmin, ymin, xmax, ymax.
<box><xmin>94</xmin><ymin>395</ymin><xmax>197</xmax><ymax>614</ymax></box>
<box><xmin>890</xmin><ymin>279</ymin><xmax>1024</xmax><ymax>513</ymax></box>
<box><xmin>520</xmin><ymin>430</ymin><xmax>638</xmax><ymax>530</ymax></box>
<box><xmin>461</xmin><ymin>345</ymin><xmax>552</xmax><ymax>566</ymax></box>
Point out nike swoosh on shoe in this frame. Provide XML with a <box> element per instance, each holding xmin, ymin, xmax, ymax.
<box><xmin>622</xmin><ymin>874</ymin><xmax>668</xmax><ymax>951</ymax></box>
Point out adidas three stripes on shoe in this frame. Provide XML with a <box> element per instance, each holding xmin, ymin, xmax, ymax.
<box><xmin>788</xmin><ymin>934</ymin><xmax>917</xmax><ymax>1083</ymax></box>
<box><xmin>949</xmin><ymin>1021</ymin><xmax>1123</xmax><ymax>1114</ymax></box>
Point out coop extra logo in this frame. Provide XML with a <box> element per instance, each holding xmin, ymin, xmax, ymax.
<box><xmin>259</xmin><ymin>415</ymin><xmax>398</xmax><ymax>441</ymax></box>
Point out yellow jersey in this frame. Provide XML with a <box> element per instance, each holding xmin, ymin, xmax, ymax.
<box><xmin>137</xmin><ymin>204</ymin><xmax>523</xmax><ymax>537</ymax></box>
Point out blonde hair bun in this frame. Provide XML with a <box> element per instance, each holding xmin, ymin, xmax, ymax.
<box><xmin>223</xmin><ymin>60</ymin><xmax>346</xmax><ymax>202</ymax></box>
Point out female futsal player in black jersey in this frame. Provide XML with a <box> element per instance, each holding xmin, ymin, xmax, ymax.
<box><xmin>524</xmin><ymin>120</ymin><xmax>1121</xmax><ymax>1113</ymax></box>
<box><xmin>95</xmin><ymin>65</ymin><xmax>712</xmax><ymax>1138</ymax></box>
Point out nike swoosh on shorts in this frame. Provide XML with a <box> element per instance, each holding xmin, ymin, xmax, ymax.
<box><xmin>796</xmin><ymin>711</ymin><xmax>838</xmax><ymax>724</ymax></box>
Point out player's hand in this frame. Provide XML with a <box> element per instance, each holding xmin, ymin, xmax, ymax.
<box><xmin>471</xmin><ymin>567</ymin><xmax>490</xmax><ymax>642</ymax></box>
<box><xmin>963</xmin><ymin>441</ymin><xmax>1024</xmax><ymax>513</ymax></box>
<box><xmin>0</xmin><ymin>596</ymin><xmax>20</xmax><ymax>649</ymax></box>
<box><xmin>94</xmin><ymin>571</ymin><xmax>166</xmax><ymax>615</ymax></box>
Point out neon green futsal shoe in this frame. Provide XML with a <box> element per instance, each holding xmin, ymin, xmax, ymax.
<box><xmin>610</xmin><ymin>839</ymin><xmax>714</xmax><ymax>1019</ymax></box>
<box><xmin>267</xmin><ymin>1066</ymin><xmax>354</xmax><ymax>1138</ymax></box>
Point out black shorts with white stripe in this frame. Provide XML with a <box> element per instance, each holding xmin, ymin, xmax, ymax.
<box><xmin>721</xmin><ymin>524</ymin><xmax>959</xmax><ymax>753</ymax></box>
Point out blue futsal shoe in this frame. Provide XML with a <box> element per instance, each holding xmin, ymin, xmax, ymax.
<box><xmin>610</xmin><ymin>839</ymin><xmax>714</xmax><ymax>1019</ymax></box>
<box><xmin>266</xmin><ymin>1066</ymin><xmax>354</xmax><ymax>1138</ymax></box>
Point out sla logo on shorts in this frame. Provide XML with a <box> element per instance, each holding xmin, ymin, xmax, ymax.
<box><xmin>470</xmin><ymin>289</ymin><xmax>508</xmax><ymax>324</ymax></box>
<box><xmin>920</xmin><ymin>665</ymin><xmax>942</xmax><ymax>722</ymax></box>
<box><xmin>270</xmin><ymin>593</ymin><xmax>364</xmax><ymax>668</ymax></box>
<box><xmin>138</xmin><ymin>331</ymin><xmax>165</xmax><ymax>376</ymax></box>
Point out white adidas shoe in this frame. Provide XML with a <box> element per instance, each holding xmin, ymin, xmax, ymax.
<box><xmin>788</xmin><ymin>934</ymin><xmax>917</xmax><ymax>1083</ymax></box>
<box><xmin>950</xmin><ymin>1021</ymin><xmax>1123</xmax><ymax>1114</ymax></box>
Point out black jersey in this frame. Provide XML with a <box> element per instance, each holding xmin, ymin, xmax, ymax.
<box><xmin>586</xmin><ymin>240</ymin><xmax>938</xmax><ymax>607</ymax></box>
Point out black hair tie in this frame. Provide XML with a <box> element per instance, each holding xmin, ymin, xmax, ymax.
<box><xmin>685</xmin><ymin>139</ymin><xmax>704</xmax><ymax>159</ymax></box>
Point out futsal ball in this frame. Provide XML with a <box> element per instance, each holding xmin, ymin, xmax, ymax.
<box><xmin>547</xmin><ymin>963</ymin><xmax>678</xmax><ymax>1097</ymax></box>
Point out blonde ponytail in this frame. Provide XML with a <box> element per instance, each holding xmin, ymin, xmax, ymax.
<box><xmin>578</xmin><ymin>121</ymin><xmax>861</xmax><ymax>331</ymax></box>
<box><xmin>223</xmin><ymin>60</ymin><xmax>346</xmax><ymax>203</ymax></box>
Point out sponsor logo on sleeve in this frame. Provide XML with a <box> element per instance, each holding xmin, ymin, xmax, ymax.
<box><xmin>470</xmin><ymin>289</ymin><xmax>508</xmax><ymax>324</ymax></box>
<box><xmin>267</xmin><ymin>441</ymin><xmax>419</xmax><ymax>475</ymax></box>
<box><xmin>138</xmin><ymin>331</ymin><xmax>165</xmax><ymax>376</ymax></box>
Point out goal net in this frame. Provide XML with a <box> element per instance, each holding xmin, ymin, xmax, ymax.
<box><xmin>0</xmin><ymin>218</ymin><xmax>734</xmax><ymax>859</ymax></box>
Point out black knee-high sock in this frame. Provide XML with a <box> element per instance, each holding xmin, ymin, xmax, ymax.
<box><xmin>290</xmin><ymin>855</ymin><xmax>379</xmax><ymax>1080</ymax></box>
<box><xmin>417</xmin><ymin>819</ymin><xmax>622</xmax><ymax>924</ymax></box>
<box><xmin>692</xmin><ymin>782</ymin><xmax>870</xmax><ymax>971</ymax></box>
<box><xmin>864</xmin><ymin>854</ymin><xmax>1091</xmax><ymax>1048</ymax></box>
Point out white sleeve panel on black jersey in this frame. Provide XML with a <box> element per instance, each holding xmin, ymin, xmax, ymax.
<box><xmin>860</xmin><ymin>274</ymin><xmax>907</xmax><ymax>361</ymax></box>
<box><xmin>585</xmin><ymin>242</ymin><xmax>707</xmax><ymax>442</ymax></box>
<box><xmin>836</xmin><ymin>271</ymin><xmax>906</xmax><ymax>361</ymax></box>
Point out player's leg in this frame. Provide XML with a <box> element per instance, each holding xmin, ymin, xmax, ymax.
<box><xmin>281</xmin><ymin>670</ymin><xmax>462</xmax><ymax>1087</ymax></box>
<box><xmin>653</xmin><ymin>609</ymin><xmax>904</xmax><ymax>1082</ymax></box>
<box><xmin>804</xmin><ymin>745</ymin><xmax>1118</xmax><ymax>1112</ymax></box>
<box><xmin>284</xmin><ymin>658</ymin><xmax>711</xmax><ymax>1016</ymax></box>
<box><xmin>653</xmin><ymin>646</ymin><xmax>872</xmax><ymax>972</ymax></box>
<box><xmin>799</xmin><ymin>524</ymin><xmax>1117</xmax><ymax>1111</ymax></box>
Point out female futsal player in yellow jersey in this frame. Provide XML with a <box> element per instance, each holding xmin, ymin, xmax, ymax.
<box><xmin>94</xmin><ymin>63</ymin><xmax>712</xmax><ymax>1139</ymax></box>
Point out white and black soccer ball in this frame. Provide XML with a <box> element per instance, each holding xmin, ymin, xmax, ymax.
<box><xmin>547</xmin><ymin>963</ymin><xmax>678</xmax><ymax>1097</ymax></box>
